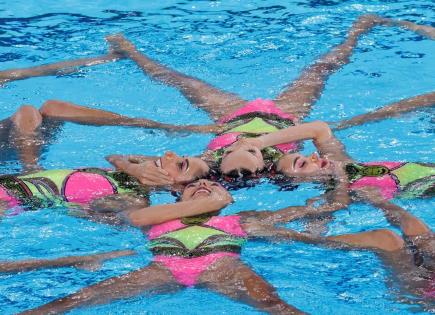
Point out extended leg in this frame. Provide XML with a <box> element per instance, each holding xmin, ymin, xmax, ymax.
<box><xmin>19</xmin><ymin>263</ymin><xmax>180</xmax><ymax>315</ymax></box>
<box><xmin>0</xmin><ymin>250</ymin><xmax>135</xmax><ymax>273</ymax></box>
<box><xmin>106</xmin><ymin>35</ymin><xmax>246</xmax><ymax>121</ymax></box>
<box><xmin>199</xmin><ymin>256</ymin><xmax>305</xmax><ymax>314</ymax></box>
<box><xmin>274</xmin><ymin>15</ymin><xmax>435</xmax><ymax>121</ymax></box>
<box><xmin>39</xmin><ymin>100</ymin><xmax>220</xmax><ymax>133</ymax></box>
<box><xmin>4</xmin><ymin>105</ymin><xmax>45</xmax><ymax>171</ymax></box>
<box><xmin>0</xmin><ymin>48</ymin><xmax>122</xmax><ymax>86</ymax></box>
<box><xmin>333</xmin><ymin>92</ymin><xmax>435</xmax><ymax>130</ymax></box>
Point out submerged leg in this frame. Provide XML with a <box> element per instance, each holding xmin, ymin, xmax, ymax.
<box><xmin>0</xmin><ymin>250</ymin><xmax>135</xmax><ymax>273</ymax></box>
<box><xmin>0</xmin><ymin>49</ymin><xmax>122</xmax><ymax>86</ymax></box>
<box><xmin>199</xmin><ymin>256</ymin><xmax>305</xmax><ymax>315</ymax></box>
<box><xmin>106</xmin><ymin>35</ymin><xmax>246</xmax><ymax>121</ymax></box>
<box><xmin>333</xmin><ymin>92</ymin><xmax>435</xmax><ymax>130</ymax></box>
<box><xmin>19</xmin><ymin>263</ymin><xmax>180</xmax><ymax>315</ymax></box>
<box><xmin>274</xmin><ymin>15</ymin><xmax>435</xmax><ymax>121</ymax></box>
<box><xmin>6</xmin><ymin>105</ymin><xmax>45</xmax><ymax>171</ymax></box>
<box><xmin>39</xmin><ymin>100</ymin><xmax>220</xmax><ymax>133</ymax></box>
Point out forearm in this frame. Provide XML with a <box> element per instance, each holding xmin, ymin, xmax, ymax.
<box><xmin>128</xmin><ymin>199</ymin><xmax>222</xmax><ymax>226</ymax></box>
<box><xmin>258</xmin><ymin>121</ymin><xmax>332</xmax><ymax>148</ymax></box>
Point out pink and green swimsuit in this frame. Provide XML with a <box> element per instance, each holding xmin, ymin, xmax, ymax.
<box><xmin>346</xmin><ymin>162</ymin><xmax>435</xmax><ymax>200</ymax></box>
<box><xmin>207</xmin><ymin>99</ymin><xmax>298</xmax><ymax>161</ymax></box>
<box><xmin>148</xmin><ymin>214</ymin><xmax>247</xmax><ymax>287</ymax></box>
<box><xmin>0</xmin><ymin>168</ymin><xmax>148</xmax><ymax>213</ymax></box>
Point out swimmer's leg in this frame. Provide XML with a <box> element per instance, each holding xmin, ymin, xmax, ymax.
<box><xmin>7</xmin><ymin>105</ymin><xmax>45</xmax><ymax>172</ymax></box>
<box><xmin>0</xmin><ymin>250</ymin><xmax>135</xmax><ymax>273</ymax></box>
<box><xmin>0</xmin><ymin>46</ymin><xmax>122</xmax><ymax>86</ymax></box>
<box><xmin>19</xmin><ymin>263</ymin><xmax>181</xmax><ymax>315</ymax></box>
<box><xmin>40</xmin><ymin>100</ymin><xmax>220</xmax><ymax>133</ymax></box>
<box><xmin>199</xmin><ymin>256</ymin><xmax>305</xmax><ymax>315</ymax></box>
<box><xmin>333</xmin><ymin>92</ymin><xmax>435</xmax><ymax>130</ymax></box>
<box><xmin>326</xmin><ymin>229</ymin><xmax>405</xmax><ymax>252</ymax></box>
<box><xmin>274</xmin><ymin>14</ymin><xmax>386</xmax><ymax>120</ymax></box>
<box><xmin>106</xmin><ymin>34</ymin><xmax>246</xmax><ymax>121</ymax></box>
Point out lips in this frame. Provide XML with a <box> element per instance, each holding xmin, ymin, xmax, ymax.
<box><xmin>320</xmin><ymin>159</ymin><xmax>328</xmax><ymax>168</ymax></box>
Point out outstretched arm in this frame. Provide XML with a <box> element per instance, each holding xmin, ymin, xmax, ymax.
<box><xmin>127</xmin><ymin>187</ymin><xmax>233</xmax><ymax>227</ymax></box>
<box><xmin>333</xmin><ymin>92</ymin><xmax>435</xmax><ymax>131</ymax></box>
<box><xmin>0</xmin><ymin>250</ymin><xmax>135</xmax><ymax>273</ymax></box>
<box><xmin>356</xmin><ymin>188</ymin><xmax>432</xmax><ymax>237</ymax></box>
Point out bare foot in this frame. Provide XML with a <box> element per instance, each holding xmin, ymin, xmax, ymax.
<box><xmin>106</xmin><ymin>34</ymin><xmax>137</xmax><ymax>56</ymax></box>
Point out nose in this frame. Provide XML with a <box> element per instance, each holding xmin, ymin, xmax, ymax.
<box><xmin>164</xmin><ymin>151</ymin><xmax>178</xmax><ymax>160</ymax></box>
<box><xmin>197</xmin><ymin>179</ymin><xmax>209</xmax><ymax>187</ymax></box>
<box><xmin>310</xmin><ymin>153</ymin><xmax>319</xmax><ymax>162</ymax></box>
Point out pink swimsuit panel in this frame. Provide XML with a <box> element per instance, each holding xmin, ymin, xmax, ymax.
<box><xmin>149</xmin><ymin>215</ymin><xmax>246</xmax><ymax>287</ymax></box>
<box><xmin>207</xmin><ymin>98</ymin><xmax>298</xmax><ymax>152</ymax></box>
<box><xmin>349</xmin><ymin>162</ymin><xmax>402</xmax><ymax>200</ymax></box>
<box><xmin>63</xmin><ymin>172</ymin><xmax>116</xmax><ymax>204</ymax></box>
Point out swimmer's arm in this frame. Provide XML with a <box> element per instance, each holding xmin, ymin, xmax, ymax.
<box><xmin>128</xmin><ymin>197</ymin><xmax>227</xmax><ymax>227</ymax></box>
<box><xmin>106</xmin><ymin>155</ymin><xmax>174</xmax><ymax>186</ymax></box>
<box><xmin>255</xmin><ymin>121</ymin><xmax>333</xmax><ymax>149</ymax></box>
<box><xmin>356</xmin><ymin>187</ymin><xmax>431</xmax><ymax>237</ymax></box>
<box><xmin>0</xmin><ymin>250</ymin><xmax>135</xmax><ymax>273</ymax></box>
<box><xmin>239</xmin><ymin>191</ymin><xmax>349</xmax><ymax>225</ymax></box>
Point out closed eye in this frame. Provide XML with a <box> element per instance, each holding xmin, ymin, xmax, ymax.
<box><xmin>247</xmin><ymin>149</ymin><xmax>256</xmax><ymax>155</ymax></box>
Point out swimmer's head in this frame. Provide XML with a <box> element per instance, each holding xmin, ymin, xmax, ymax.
<box><xmin>276</xmin><ymin>152</ymin><xmax>334</xmax><ymax>180</ymax></box>
<box><xmin>220</xmin><ymin>142</ymin><xmax>265</xmax><ymax>177</ymax></box>
<box><xmin>180</xmin><ymin>179</ymin><xmax>229</xmax><ymax>202</ymax></box>
<box><xmin>158</xmin><ymin>151</ymin><xmax>210</xmax><ymax>184</ymax></box>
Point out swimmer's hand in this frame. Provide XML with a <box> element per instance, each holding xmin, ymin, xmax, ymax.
<box><xmin>208</xmin><ymin>184</ymin><xmax>234</xmax><ymax>208</ymax></box>
<box><xmin>126</xmin><ymin>161</ymin><xmax>175</xmax><ymax>186</ymax></box>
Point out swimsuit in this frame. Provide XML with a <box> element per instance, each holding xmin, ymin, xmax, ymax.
<box><xmin>207</xmin><ymin>99</ymin><xmax>298</xmax><ymax>162</ymax></box>
<box><xmin>148</xmin><ymin>213</ymin><xmax>247</xmax><ymax>287</ymax></box>
<box><xmin>0</xmin><ymin>168</ymin><xmax>148</xmax><ymax>212</ymax></box>
<box><xmin>346</xmin><ymin>162</ymin><xmax>435</xmax><ymax>200</ymax></box>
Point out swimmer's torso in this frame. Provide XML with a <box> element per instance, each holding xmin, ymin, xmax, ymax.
<box><xmin>147</xmin><ymin>213</ymin><xmax>248</xmax><ymax>257</ymax></box>
<box><xmin>0</xmin><ymin>168</ymin><xmax>148</xmax><ymax>209</ymax></box>
<box><xmin>346</xmin><ymin>162</ymin><xmax>435</xmax><ymax>199</ymax></box>
<box><xmin>207</xmin><ymin>99</ymin><xmax>298</xmax><ymax>161</ymax></box>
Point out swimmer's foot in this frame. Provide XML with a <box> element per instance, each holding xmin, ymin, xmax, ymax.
<box><xmin>106</xmin><ymin>34</ymin><xmax>137</xmax><ymax>57</ymax></box>
<box><xmin>348</xmin><ymin>14</ymin><xmax>384</xmax><ymax>39</ymax></box>
<box><xmin>74</xmin><ymin>250</ymin><xmax>136</xmax><ymax>272</ymax></box>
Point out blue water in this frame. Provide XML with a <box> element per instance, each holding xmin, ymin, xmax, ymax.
<box><xmin>0</xmin><ymin>0</ymin><xmax>434</xmax><ymax>314</ymax></box>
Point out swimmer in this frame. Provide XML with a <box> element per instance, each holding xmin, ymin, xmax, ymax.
<box><xmin>249</xmin><ymin>189</ymin><xmax>435</xmax><ymax>304</ymax></box>
<box><xmin>1</xmin><ymin>250</ymin><xmax>135</xmax><ymax>273</ymax></box>
<box><xmin>19</xmin><ymin>179</ymin><xmax>331</xmax><ymax>315</ymax></box>
<box><xmin>1</xmin><ymin>15</ymin><xmax>434</xmax><ymax>179</ymax></box>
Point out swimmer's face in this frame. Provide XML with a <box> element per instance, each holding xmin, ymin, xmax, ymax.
<box><xmin>220</xmin><ymin>143</ymin><xmax>265</xmax><ymax>177</ymax></box>
<box><xmin>277</xmin><ymin>153</ymin><xmax>334</xmax><ymax>178</ymax></box>
<box><xmin>181</xmin><ymin>179</ymin><xmax>227</xmax><ymax>201</ymax></box>
<box><xmin>157</xmin><ymin>151</ymin><xmax>209</xmax><ymax>184</ymax></box>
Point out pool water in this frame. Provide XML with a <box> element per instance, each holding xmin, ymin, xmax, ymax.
<box><xmin>0</xmin><ymin>0</ymin><xmax>434</xmax><ymax>314</ymax></box>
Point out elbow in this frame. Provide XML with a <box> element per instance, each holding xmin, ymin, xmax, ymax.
<box><xmin>312</xmin><ymin>121</ymin><xmax>332</xmax><ymax>139</ymax></box>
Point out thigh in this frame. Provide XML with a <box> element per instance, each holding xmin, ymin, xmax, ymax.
<box><xmin>198</xmin><ymin>256</ymin><xmax>304</xmax><ymax>314</ymax></box>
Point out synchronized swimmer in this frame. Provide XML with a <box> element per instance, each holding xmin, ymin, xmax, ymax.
<box><xmin>0</xmin><ymin>13</ymin><xmax>434</xmax><ymax>314</ymax></box>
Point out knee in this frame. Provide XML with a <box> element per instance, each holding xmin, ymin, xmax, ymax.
<box><xmin>375</xmin><ymin>229</ymin><xmax>405</xmax><ymax>252</ymax></box>
<box><xmin>11</xmin><ymin>105</ymin><xmax>42</xmax><ymax>130</ymax></box>
<box><xmin>39</xmin><ymin>99</ymin><xmax>65</xmax><ymax>117</ymax></box>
